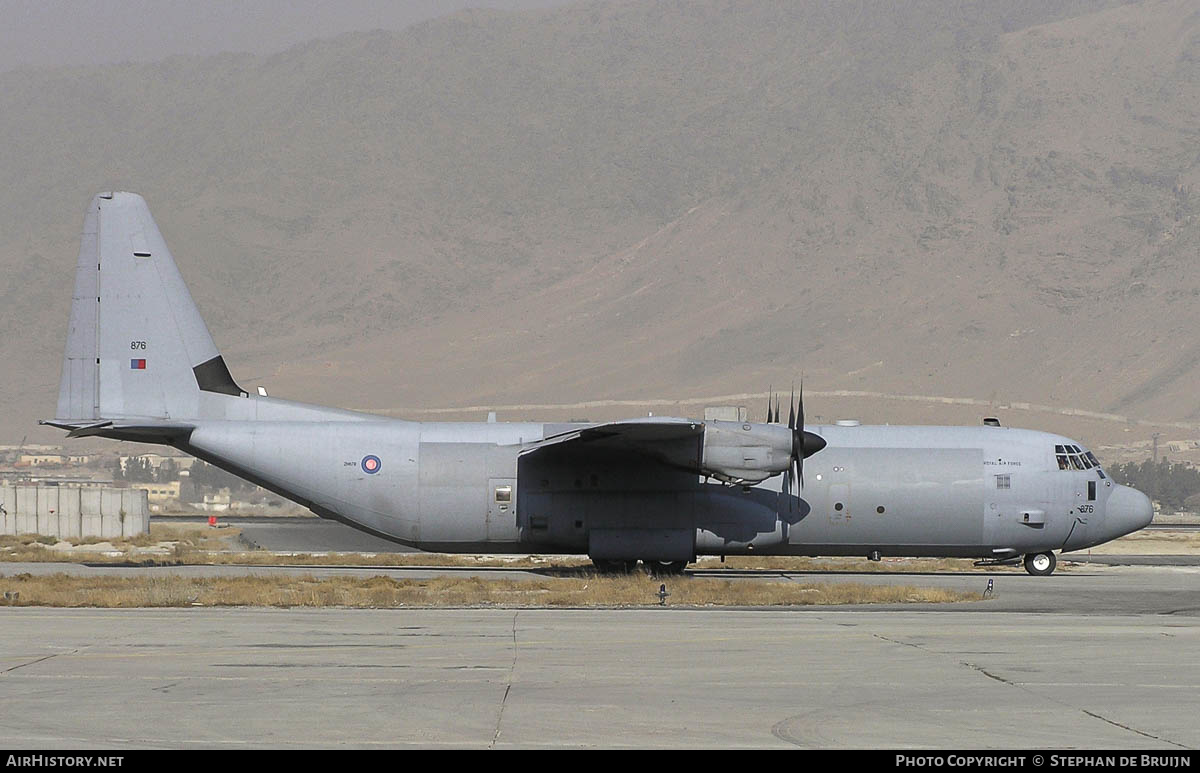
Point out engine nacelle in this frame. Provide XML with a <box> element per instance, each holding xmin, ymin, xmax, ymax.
<box><xmin>700</xmin><ymin>420</ymin><xmax>794</xmax><ymax>484</ymax></box>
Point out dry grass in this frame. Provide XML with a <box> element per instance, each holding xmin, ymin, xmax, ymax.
<box><xmin>0</xmin><ymin>572</ymin><xmax>980</xmax><ymax>608</ymax></box>
<box><xmin>0</xmin><ymin>524</ymin><xmax>243</xmax><ymax>563</ymax></box>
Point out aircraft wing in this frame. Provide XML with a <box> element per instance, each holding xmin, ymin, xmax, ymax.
<box><xmin>521</xmin><ymin>417</ymin><xmax>704</xmax><ymax>471</ymax></box>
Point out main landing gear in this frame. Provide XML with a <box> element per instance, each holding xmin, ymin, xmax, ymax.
<box><xmin>643</xmin><ymin>560</ymin><xmax>688</xmax><ymax>577</ymax></box>
<box><xmin>1023</xmin><ymin>551</ymin><xmax>1057</xmax><ymax>576</ymax></box>
<box><xmin>591</xmin><ymin>559</ymin><xmax>639</xmax><ymax>574</ymax></box>
<box><xmin>590</xmin><ymin>559</ymin><xmax>689</xmax><ymax>576</ymax></box>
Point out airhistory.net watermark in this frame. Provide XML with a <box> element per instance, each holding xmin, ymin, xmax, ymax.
<box><xmin>5</xmin><ymin>757</ymin><xmax>123</xmax><ymax>768</ymax></box>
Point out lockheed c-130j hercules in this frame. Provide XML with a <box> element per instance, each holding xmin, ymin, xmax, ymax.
<box><xmin>44</xmin><ymin>193</ymin><xmax>1154</xmax><ymax>576</ymax></box>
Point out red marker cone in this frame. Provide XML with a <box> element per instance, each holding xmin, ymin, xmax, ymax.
<box><xmin>208</xmin><ymin>515</ymin><xmax>217</xmax><ymax>527</ymax></box>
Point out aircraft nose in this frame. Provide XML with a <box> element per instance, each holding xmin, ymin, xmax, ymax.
<box><xmin>1106</xmin><ymin>484</ymin><xmax>1154</xmax><ymax>539</ymax></box>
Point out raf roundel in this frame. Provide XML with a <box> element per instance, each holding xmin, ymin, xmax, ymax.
<box><xmin>361</xmin><ymin>455</ymin><xmax>382</xmax><ymax>475</ymax></box>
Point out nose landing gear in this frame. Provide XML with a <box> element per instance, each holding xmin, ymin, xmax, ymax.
<box><xmin>1023</xmin><ymin>551</ymin><xmax>1057</xmax><ymax>576</ymax></box>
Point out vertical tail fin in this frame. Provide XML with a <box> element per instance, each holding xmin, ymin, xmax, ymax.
<box><xmin>54</xmin><ymin>192</ymin><xmax>242</xmax><ymax>423</ymax></box>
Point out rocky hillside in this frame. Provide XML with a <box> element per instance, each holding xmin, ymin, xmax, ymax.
<box><xmin>1</xmin><ymin>0</ymin><xmax>1197</xmax><ymax>442</ymax></box>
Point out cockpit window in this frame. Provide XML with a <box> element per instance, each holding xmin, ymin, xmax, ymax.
<box><xmin>1053</xmin><ymin>445</ymin><xmax>1106</xmax><ymax>473</ymax></box>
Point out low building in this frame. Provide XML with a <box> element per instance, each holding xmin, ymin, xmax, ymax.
<box><xmin>130</xmin><ymin>480</ymin><xmax>182</xmax><ymax>504</ymax></box>
<box><xmin>18</xmin><ymin>454</ymin><xmax>66</xmax><ymax>467</ymax></box>
<box><xmin>192</xmin><ymin>491</ymin><xmax>234</xmax><ymax>512</ymax></box>
<box><xmin>120</xmin><ymin>454</ymin><xmax>196</xmax><ymax>471</ymax></box>
<box><xmin>24</xmin><ymin>476</ymin><xmax>115</xmax><ymax>489</ymax></box>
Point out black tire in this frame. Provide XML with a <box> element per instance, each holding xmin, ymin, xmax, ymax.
<box><xmin>1024</xmin><ymin>551</ymin><xmax>1056</xmax><ymax>576</ymax></box>
<box><xmin>643</xmin><ymin>560</ymin><xmax>688</xmax><ymax>576</ymax></box>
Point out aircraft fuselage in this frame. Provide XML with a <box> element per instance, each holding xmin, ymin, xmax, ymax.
<box><xmin>180</xmin><ymin>417</ymin><xmax>1150</xmax><ymax>562</ymax></box>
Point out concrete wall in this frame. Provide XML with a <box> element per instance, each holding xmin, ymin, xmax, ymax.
<box><xmin>0</xmin><ymin>486</ymin><xmax>148</xmax><ymax>538</ymax></box>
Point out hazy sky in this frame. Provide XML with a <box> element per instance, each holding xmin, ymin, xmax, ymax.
<box><xmin>0</xmin><ymin>0</ymin><xmax>576</xmax><ymax>72</ymax></box>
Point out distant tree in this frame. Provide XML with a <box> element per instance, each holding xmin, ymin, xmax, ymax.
<box><xmin>156</xmin><ymin>458</ymin><xmax>177</xmax><ymax>482</ymax></box>
<box><xmin>188</xmin><ymin>461</ymin><xmax>253</xmax><ymax>495</ymax></box>
<box><xmin>127</xmin><ymin>456</ymin><xmax>155</xmax><ymax>483</ymax></box>
<box><xmin>1110</xmin><ymin>458</ymin><xmax>1200</xmax><ymax>511</ymax></box>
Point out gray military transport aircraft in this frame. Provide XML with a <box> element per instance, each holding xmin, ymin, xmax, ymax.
<box><xmin>43</xmin><ymin>193</ymin><xmax>1154</xmax><ymax>575</ymax></box>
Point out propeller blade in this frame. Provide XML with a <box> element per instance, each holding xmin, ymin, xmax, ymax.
<box><xmin>766</xmin><ymin>385</ymin><xmax>773</xmax><ymax>424</ymax></box>
<box><xmin>787</xmin><ymin>385</ymin><xmax>795</xmax><ymax>430</ymax></box>
<box><xmin>798</xmin><ymin>380</ymin><xmax>804</xmax><ymax>487</ymax></box>
<box><xmin>798</xmin><ymin>379</ymin><xmax>804</xmax><ymax>433</ymax></box>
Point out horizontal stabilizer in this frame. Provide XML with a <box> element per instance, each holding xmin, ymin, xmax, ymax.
<box><xmin>40</xmin><ymin>418</ymin><xmax>195</xmax><ymax>442</ymax></box>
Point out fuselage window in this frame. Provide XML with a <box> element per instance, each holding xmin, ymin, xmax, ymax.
<box><xmin>1057</xmin><ymin>454</ymin><xmax>1070</xmax><ymax>470</ymax></box>
<box><xmin>1085</xmin><ymin>451</ymin><xmax>1101</xmax><ymax>469</ymax></box>
<box><xmin>1069</xmin><ymin>455</ymin><xmax>1084</xmax><ymax>470</ymax></box>
<box><xmin>1088</xmin><ymin>480</ymin><xmax>1096</xmax><ymax>501</ymax></box>
<box><xmin>495</xmin><ymin>485</ymin><xmax>512</xmax><ymax>503</ymax></box>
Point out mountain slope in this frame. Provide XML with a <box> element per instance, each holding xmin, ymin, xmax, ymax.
<box><xmin>1</xmin><ymin>0</ymin><xmax>1197</xmax><ymax>442</ymax></box>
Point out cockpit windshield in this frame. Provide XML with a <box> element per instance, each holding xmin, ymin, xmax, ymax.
<box><xmin>1054</xmin><ymin>444</ymin><xmax>1105</xmax><ymax>476</ymax></box>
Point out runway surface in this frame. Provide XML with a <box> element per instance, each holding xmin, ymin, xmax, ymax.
<box><xmin>3</xmin><ymin>519</ymin><xmax>1195</xmax><ymax>748</ymax></box>
<box><xmin>181</xmin><ymin>516</ymin><xmax>422</xmax><ymax>553</ymax></box>
<box><xmin>2</xmin><ymin>559</ymin><xmax>1199</xmax><ymax>748</ymax></box>
<box><xmin>1</xmin><ymin>603</ymin><xmax>1197</xmax><ymax>749</ymax></box>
